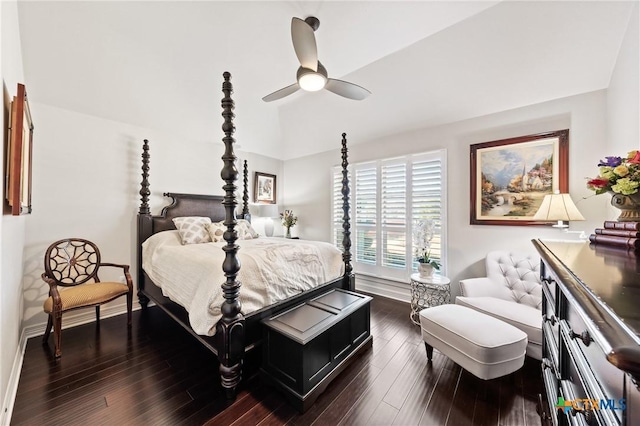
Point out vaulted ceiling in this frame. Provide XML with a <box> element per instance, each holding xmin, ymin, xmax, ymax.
<box><xmin>18</xmin><ymin>1</ymin><xmax>635</xmax><ymax>160</ymax></box>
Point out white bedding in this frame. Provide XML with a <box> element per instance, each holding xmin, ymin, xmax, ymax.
<box><xmin>142</xmin><ymin>231</ymin><xmax>345</xmax><ymax>336</ymax></box>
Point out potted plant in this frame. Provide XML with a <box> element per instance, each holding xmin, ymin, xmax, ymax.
<box><xmin>587</xmin><ymin>150</ymin><xmax>640</xmax><ymax>221</ymax></box>
<box><xmin>280</xmin><ymin>209</ymin><xmax>298</xmax><ymax>238</ymax></box>
<box><xmin>416</xmin><ymin>250</ymin><xmax>440</xmax><ymax>278</ymax></box>
<box><xmin>413</xmin><ymin>219</ymin><xmax>440</xmax><ymax>278</ymax></box>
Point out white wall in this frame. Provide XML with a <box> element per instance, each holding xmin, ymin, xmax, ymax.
<box><xmin>605</xmin><ymin>2</ymin><xmax>640</xmax><ymax>229</ymax></box>
<box><xmin>237</xmin><ymin>150</ymin><xmax>285</xmax><ymax>236</ymax></box>
<box><xmin>607</xmin><ymin>3</ymin><xmax>639</xmax><ymax>152</ymax></box>
<box><xmin>21</xmin><ymin>103</ymin><xmax>284</xmax><ymax>331</ymax></box>
<box><xmin>284</xmin><ymin>90</ymin><xmax>611</xmax><ymax>301</ymax></box>
<box><xmin>1</xmin><ymin>0</ymin><xmax>27</xmax><ymax>419</ymax></box>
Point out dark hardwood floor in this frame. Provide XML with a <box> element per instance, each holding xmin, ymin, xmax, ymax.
<box><xmin>11</xmin><ymin>295</ymin><xmax>543</xmax><ymax>425</ymax></box>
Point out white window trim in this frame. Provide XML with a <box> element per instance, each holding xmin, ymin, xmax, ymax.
<box><xmin>330</xmin><ymin>149</ymin><xmax>448</xmax><ymax>281</ymax></box>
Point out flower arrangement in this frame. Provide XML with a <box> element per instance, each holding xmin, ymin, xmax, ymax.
<box><xmin>587</xmin><ymin>150</ymin><xmax>640</xmax><ymax>196</ymax></box>
<box><xmin>412</xmin><ymin>219</ymin><xmax>440</xmax><ymax>270</ymax></box>
<box><xmin>280</xmin><ymin>210</ymin><xmax>298</xmax><ymax>230</ymax></box>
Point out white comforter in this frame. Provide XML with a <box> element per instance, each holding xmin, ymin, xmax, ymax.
<box><xmin>142</xmin><ymin>231</ymin><xmax>345</xmax><ymax>336</ymax></box>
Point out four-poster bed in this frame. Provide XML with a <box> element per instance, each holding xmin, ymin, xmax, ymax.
<box><xmin>136</xmin><ymin>72</ymin><xmax>359</xmax><ymax>399</ymax></box>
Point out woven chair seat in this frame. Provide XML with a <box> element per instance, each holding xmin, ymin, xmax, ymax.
<box><xmin>43</xmin><ymin>282</ymin><xmax>129</xmax><ymax>313</ymax></box>
<box><xmin>42</xmin><ymin>238</ymin><xmax>133</xmax><ymax>358</ymax></box>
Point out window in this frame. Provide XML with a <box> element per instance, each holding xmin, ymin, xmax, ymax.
<box><xmin>332</xmin><ymin>150</ymin><xmax>446</xmax><ymax>281</ymax></box>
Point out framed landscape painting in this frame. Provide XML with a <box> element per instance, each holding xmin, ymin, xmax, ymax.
<box><xmin>470</xmin><ymin>130</ymin><xmax>568</xmax><ymax>226</ymax></box>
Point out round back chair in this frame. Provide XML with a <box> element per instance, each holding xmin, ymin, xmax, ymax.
<box><xmin>42</xmin><ymin>238</ymin><xmax>133</xmax><ymax>358</ymax></box>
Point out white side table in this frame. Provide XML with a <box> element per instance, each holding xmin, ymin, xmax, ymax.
<box><xmin>409</xmin><ymin>273</ymin><xmax>451</xmax><ymax>325</ymax></box>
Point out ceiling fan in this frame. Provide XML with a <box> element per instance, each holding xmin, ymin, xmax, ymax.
<box><xmin>262</xmin><ymin>16</ymin><xmax>371</xmax><ymax>102</ymax></box>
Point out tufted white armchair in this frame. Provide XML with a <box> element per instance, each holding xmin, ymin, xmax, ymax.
<box><xmin>456</xmin><ymin>251</ymin><xmax>542</xmax><ymax>360</ymax></box>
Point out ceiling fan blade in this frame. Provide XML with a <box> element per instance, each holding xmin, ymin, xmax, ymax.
<box><xmin>325</xmin><ymin>79</ymin><xmax>371</xmax><ymax>101</ymax></box>
<box><xmin>291</xmin><ymin>17</ymin><xmax>318</xmax><ymax>72</ymax></box>
<box><xmin>262</xmin><ymin>83</ymin><xmax>300</xmax><ymax>102</ymax></box>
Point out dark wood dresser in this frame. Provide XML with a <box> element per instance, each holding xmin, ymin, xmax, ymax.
<box><xmin>533</xmin><ymin>239</ymin><xmax>640</xmax><ymax>425</ymax></box>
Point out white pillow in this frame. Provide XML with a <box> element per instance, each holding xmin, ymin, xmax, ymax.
<box><xmin>207</xmin><ymin>219</ymin><xmax>259</xmax><ymax>241</ymax></box>
<box><xmin>237</xmin><ymin>219</ymin><xmax>259</xmax><ymax>239</ymax></box>
<box><xmin>172</xmin><ymin>216</ymin><xmax>212</xmax><ymax>245</ymax></box>
<box><xmin>205</xmin><ymin>222</ymin><xmax>225</xmax><ymax>242</ymax></box>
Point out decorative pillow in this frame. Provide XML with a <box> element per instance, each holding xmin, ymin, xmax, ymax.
<box><xmin>207</xmin><ymin>219</ymin><xmax>259</xmax><ymax>241</ymax></box>
<box><xmin>172</xmin><ymin>216</ymin><xmax>212</xmax><ymax>245</ymax></box>
<box><xmin>205</xmin><ymin>222</ymin><xmax>226</xmax><ymax>242</ymax></box>
<box><xmin>237</xmin><ymin>219</ymin><xmax>259</xmax><ymax>239</ymax></box>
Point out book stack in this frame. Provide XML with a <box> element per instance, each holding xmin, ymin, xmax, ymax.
<box><xmin>589</xmin><ymin>221</ymin><xmax>640</xmax><ymax>252</ymax></box>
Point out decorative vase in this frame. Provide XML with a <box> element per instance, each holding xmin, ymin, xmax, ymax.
<box><xmin>285</xmin><ymin>227</ymin><xmax>292</xmax><ymax>238</ymax></box>
<box><xmin>610</xmin><ymin>192</ymin><xmax>640</xmax><ymax>222</ymax></box>
<box><xmin>417</xmin><ymin>263</ymin><xmax>434</xmax><ymax>278</ymax></box>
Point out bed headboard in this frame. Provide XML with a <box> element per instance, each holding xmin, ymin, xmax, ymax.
<box><xmin>137</xmin><ymin>136</ymin><xmax>251</xmax><ymax>242</ymax></box>
<box><xmin>153</xmin><ymin>193</ymin><xmax>226</xmax><ymax>233</ymax></box>
<box><xmin>137</xmin><ymin>193</ymin><xmax>227</xmax><ymax>249</ymax></box>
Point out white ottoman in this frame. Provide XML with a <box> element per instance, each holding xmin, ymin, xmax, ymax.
<box><xmin>419</xmin><ymin>304</ymin><xmax>527</xmax><ymax>380</ymax></box>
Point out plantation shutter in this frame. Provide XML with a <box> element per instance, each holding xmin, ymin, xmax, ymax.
<box><xmin>411</xmin><ymin>156</ymin><xmax>443</xmax><ymax>267</ymax></box>
<box><xmin>354</xmin><ymin>164</ymin><xmax>377</xmax><ymax>265</ymax></box>
<box><xmin>381</xmin><ymin>161</ymin><xmax>406</xmax><ymax>268</ymax></box>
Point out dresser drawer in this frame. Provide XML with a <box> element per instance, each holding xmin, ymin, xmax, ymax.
<box><xmin>541</xmin><ymin>273</ymin><xmax>558</xmax><ymax>316</ymax></box>
<box><xmin>564</xmin><ymin>303</ymin><xmax>626</xmax><ymax>422</ymax></box>
<box><xmin>559</xmin><ymin>331</ymin><xmax>607</xmax><ymax>426</ymax></box>
<box><xmin>542</xmin><ymin>358</ymin><xmax>560</xmax><ymax>426</ymax></box>
<box><xmin>561</xmin><ymin>320</ymin><xmax>623</xmax><ymax>425</ymax></box>
<box><xmin>543</xmin><ymin>320</ymin><xmax>560</xmax><ymax>370</ymax></box>
<box><xmin>540</xmin><ymin>262</ymin><xmax>558</xmax><ymax>314</ymax></box>
<box><xmin>542</xmin><ymin>275</ymin><xmax>560</xmax><ymax>362</ymax></box>
<box><xmin>626</xmin><ymin>376</ymin><xmax>640</xmax><ymax>423</ymax></box>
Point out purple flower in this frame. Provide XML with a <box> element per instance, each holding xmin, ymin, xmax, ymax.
<box><xmin>598</xmin><ymin>156</ymin><xmax>622</xmax><ymax>167</ymax></box>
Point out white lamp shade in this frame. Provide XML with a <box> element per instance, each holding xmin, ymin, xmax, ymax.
<box><xmin>533</xmin><ymin>193</ymin><xmax>585</xmax><ymax>222</ymax></box>
<box><xmin>258</xmin><ymin>204</ymin><xmax>279</xmax><ymax>218</ymax></box>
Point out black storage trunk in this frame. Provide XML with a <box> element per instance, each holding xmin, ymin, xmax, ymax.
<box><xmin>261</xmin><ymin>289</ymin><xmax>373</xmax><ymax>412</ymax></box>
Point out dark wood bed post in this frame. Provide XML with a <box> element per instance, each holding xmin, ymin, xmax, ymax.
<box><xmin>137</xmin><ymin>139</ymin><xmax>151</xmax><ymax>308</ymax></box>
<box><xmin>242</xmin><ymin>160</ymin><xmax>250</xmax><ymax>220</ymax></box>
<box><xmin>341</xmin><ymin>133</ymin><xmax>354</xmax><ymax>291</ymax></box>
<box><xmin>216</xmin><ymin>72</ymin><xmax>245</xmax><ymax>399</ymax></box>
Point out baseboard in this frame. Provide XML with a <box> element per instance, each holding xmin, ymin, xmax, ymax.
<box><xmin>24</xmin><ymin>302</ymin><xmax>145</xmax><ymax>339</ymax></box>
<box><xmin>2</xmin><ymin>302</ymin><xmax>142</xmax><ymax>425</ymax></box>
<box><xmin>355</xmin><ymin>274</ymin><xmax>411</xmax><ymax>303</ymax></box>
<box><xmin>1</xmin><ymin>328</ymin><xmax>27</xmax><ymax>426</ymax></box>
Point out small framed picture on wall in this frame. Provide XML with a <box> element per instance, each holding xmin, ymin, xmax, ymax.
<box><xmin>254</xmin><ymin>172</ymin><xmax>276</xmax><ymax>204</ymax></box>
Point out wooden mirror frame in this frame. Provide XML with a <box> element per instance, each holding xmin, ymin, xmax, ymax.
<box><xmin>7</xmin><ymin>83</ymin><xmax>34</xmax><ymax>215</ymax></box>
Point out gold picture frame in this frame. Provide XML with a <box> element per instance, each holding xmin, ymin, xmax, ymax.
<box><xmin>6</xmin><ymin>83</ymin><xmax>34</xmax><ymax>215</ymax></box>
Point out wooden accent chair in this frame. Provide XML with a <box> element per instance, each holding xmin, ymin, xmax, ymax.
<box><xmin>42</xmin><ymin>238</ymin><xmax>133</xmax><ymax>358</ymax></box>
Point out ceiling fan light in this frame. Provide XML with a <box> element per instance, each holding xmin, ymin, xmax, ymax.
<box><xmin>299</xmin><ymin>72</ymin><xmax>327</xmax><ymax>91</ymax></box>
